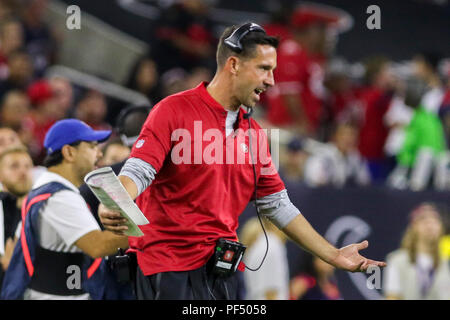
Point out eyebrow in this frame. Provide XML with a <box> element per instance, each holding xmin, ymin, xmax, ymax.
<box><xmin>259</xmin><ymin>64</ymin><xmax>276</xmax><ymax>70</ymax></box>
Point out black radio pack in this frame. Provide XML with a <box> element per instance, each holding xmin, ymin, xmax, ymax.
<box><xmin>108</xmin><ymin>248</ymin><xmax>137</xmax><ymax>284</ymax></box>
<box><xmin>211</xmin><ymin>238</ymin><xmax>246</xmax><ymax>277</ymax></box>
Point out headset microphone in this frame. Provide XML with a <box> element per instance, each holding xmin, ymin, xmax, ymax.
<box><xmin>244</xmin><ymin>106</ymin><xmax>269</xmax><ymax>272</ymax></box>
<box><xmin>244</xmin><ymin>107</ymin><xmax>254</xmax><ymax>119</ymax></box>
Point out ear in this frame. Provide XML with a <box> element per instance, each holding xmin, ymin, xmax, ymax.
<box><xmin>225</xmin><ymin>56</ymin><xmax>240</xmax><ymax>75</ymax></box>
<box><xmin>61</xmin><ymin>144</ymin><xmax>76</xmax><ymax>163</ymax></box>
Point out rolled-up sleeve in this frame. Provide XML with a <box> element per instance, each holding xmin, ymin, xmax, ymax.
<box><xmin>255</xmin><ymin>189</ymin><xmax>300</xmax><ymax>229</ymax></box>
<box><xmin>119</xmin><ymin>157</ymin><xmax>157</xmax><ymax>196</ymax></box>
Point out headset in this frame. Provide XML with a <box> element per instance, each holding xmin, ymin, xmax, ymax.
<box><xmin>224</xmin><ymin>22</ymin><xmax>267</xmax><ymax>53</ymax></box>
<box><xmin>115</xmin><ymin>105</ymin><xmax>151</xmax><ymax>147</ymax></box>
<box><xmin>224</xmin><ymin>22</ymin><xmax>270</xmax><ymax>273</ymax></box>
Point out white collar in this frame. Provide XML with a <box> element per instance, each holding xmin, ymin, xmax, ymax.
<box><xmin>32</xmin><ymin>170</ymin><xmax>80</xmax><ymax>193</ymax></box>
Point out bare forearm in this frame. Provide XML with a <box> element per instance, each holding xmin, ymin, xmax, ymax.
<box><xmin>97</xmin><ymin>231</ymin><xmax>129</xmax><ymax>257</ymax></box>
<box><xmin>75</xmin><ymin>230</ymin><xmax>129</xmax><ymax>258</ymax></box>
<box><xmin>119</xmin><ymin>175</ymin><xmax>139</xmax><ymax>200</ymax></box>
<box><xmin>282</xmin><ymin>214</ymin><xmax>339</xmax><ymax>264</ymax></box>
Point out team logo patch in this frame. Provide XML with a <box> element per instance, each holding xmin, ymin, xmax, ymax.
<box><xmin>240</xmin><ymin>143</ymin><xmax>248</xmax><ymax>153</ymax></box>
<box><xmin>136</xmin><ymin>139</ymin><xmax>145</xmax><ymax>149</ymax></box>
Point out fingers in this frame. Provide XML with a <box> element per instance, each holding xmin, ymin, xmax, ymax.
<box><xmin>98</xmin><ymin>204</ymin><xmax>128</xmax><ymax>234</ymax></box>
<box><xmin>356</xmin><ymin>240</ymin><xmax>369</xmax><ymax>251</ymax></box>
<box><xmin>99</xmin><ymin>204</ymin><xmax>122</xmax><ymax>218</ymax></box>
<box><xmin>366</xmin><ymin>259</ymin><xmax>387</xmax><ymax>268</ymax></box>
<box><xmin>358</xmin><ymin>259</ymin><xmax>387</xmax><ymax>272</ymax></box>
<box><xmin>108</xmin><ymin>226</ymin><xmax>129</xmax><ymax>236</ymax></box>
<box><xmin>354</xmin><ymin>260</ymin><xmax>365</xmax><ymax>272</ymax></box>
<box><xmin>103</xmin><ymin>223</ymin><xmax>128</xmax><ymax>234</ymax></box>
<box><xmin>101</xmin><ymin>216</ymin><xmax>128</xmax><ymax>226</ymax></box>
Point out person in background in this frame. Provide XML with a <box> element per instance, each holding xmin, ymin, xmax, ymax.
<box><xmin>0</xmin><ymin>126</ymin><xmax>46</xmax><ymax>186</ymax></box>
<box><xmin>304</xmin><ymin>122</ymin><xmax>370</xmax><ymax>188</ymax></box>
<box><xmin>290</xmin><ymin>251</ymin><xmax>341</xmax><ymax>300</ymax></box>
<box><xmin>184</xmin><ymin>66</ymin><xmax>212</xmax><ymax>91</ymax></box>
<box><xmin>322</xmin><ymin>58</ymin><xmax>363</xmax><ymax>141</ymax></box>
<box><xmin>0</xmin><ymin>17</ymin><xmax>24</xmax><ymax>80</ymax></box>
<box><xmin>78</xmin><ymin>106</ymin><xmax>150</xmax><ymax>300</ymax></box>
<box><xmin>240</xmin><ymin>217</ymin><xmax>290</xmax><ymax>300</ymax></box>
<box><xmin>125</xmin><ymin>55</ymin><xmax>161</xmax><ymax>104</ymax></box>
<box><xmin>25</xmin><ymin>79</ymin><xmax>59</xmax><ymax>163</ymax></box>
<box><xmin>49</xmin><ymin>77</ymin><xmax>74</xmax><ymax>118</ymax></box>
<box><xmin>0</xmin><ymin>90</ymin><xmax>32</xmax><ymax>145</ymax></box>
<box><xmin>388</xmin><ymin>93</ymin><xmax>447</xmax><ymax>191</ymax></box>
<box><xmin>79</xmin><ymin>105</ymin><xmax>150</xmax><ymax>221</ymax></box>
<box><xmin>19</xmin><ymin>0</ymin><xmax>57</xmax><ymax>77</ymax></box>
<box><xmin>0</xmin><ymin>50</ymin><xmax>34</xmax><ymax>100</ymax></box>
<box><xmin>98</xmin><ymin>139</ymin><xmax>130</xmax><ymax>167</ymax></box>
<box><xmin>357</xmin><ymin>56</ymin><xmax>398</xmax><ymax>182</ymax></box>
<box><xmin>264</xmin><ymin>4</ymin><xmax>341</xmax><ymax>135</ymax></box>
<box><xmin>0</xmin><ymin>147</ymin><xmax>33</xmax><ymax>288</ymax></box>
<box><xmin>0</xmin><ymin>0</ymin><xmax>20</xmax><ymax>22</ymax></box>
<box><xmin>160</xmin><ymin>67</ymin><xmax>188</xmax><ymax>98</ymax></box>
<box><xmin>150</xmin><ymin>0</ymin><xmax>217</xmax><ymax>73</ymax></box>
<box><xmin>0</xmin><ymin>127</ymin><xmax>23</xmax><ymax>156</ymax></box>
<box><xmin>263</xmin><ymin>0</ymin><xmax>293</xmax><ymax>42</ymax></box>
<box><xmin>1</xmin><ymin>119</ymin><xmax>129</xmax><ymax>300</ymax></box>
<box><xmin>74</xmin><ymin>89</ymin><xmax>111</xmax><ymax>132</ymax></box>
<box><xmin>383</xmin><ymin>203</ymin><xmax>450</xmax><ymax>300</ymax></box>
<box><xmin>413</xmin><ymin>52</ymin><xmax>445</xmax><ymax>115</ymax></box>
<box><xmin>278</xmin><ymin>137</ymin><xmax>309</xmax><ymax>184</ymax></box>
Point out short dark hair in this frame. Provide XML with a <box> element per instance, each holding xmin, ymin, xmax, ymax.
<box><xmin>216</xmin><ymin>25</ymin><xmax>279</xmax><ymax>68</ymax></box>
<box><xmin>42</xmin><ymin>141</ymin><xmax>81</xmax><ymax>168</ymax></box>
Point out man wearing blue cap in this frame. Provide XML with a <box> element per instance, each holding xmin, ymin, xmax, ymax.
<box><xmin>1</xmin><ymin>119</ymin><xmax>129</xmax><ymax>300</ymax></box>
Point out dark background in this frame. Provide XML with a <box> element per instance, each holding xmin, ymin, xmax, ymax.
<box><xmin>60</xmin><ymin>0</ymin><xmax>450</xmax><ymax>62</ymax></box>
<box><xmin>239</xmin><ymin>184</ymin><xmax>450</xmax><ymax>300</ymax></box>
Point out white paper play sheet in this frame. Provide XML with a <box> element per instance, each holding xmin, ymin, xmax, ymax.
<box><xmin>84</xmin><ymin>166</ymin><xmax>149</xmax><ymax>237</ymax></box>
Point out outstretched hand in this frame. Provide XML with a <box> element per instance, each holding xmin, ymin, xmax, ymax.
<box><xmin>330</xmin><ymin>240</ymin><xmax>386</xmax><ymax>272</ymax></box>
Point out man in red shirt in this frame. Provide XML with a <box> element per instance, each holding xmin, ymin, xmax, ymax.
<box><xmin>265</xmin><ymin>6</ymin><xmax>340</xmax><ymax>135</ymax></box>
<box><xmin>99</xmin><ymin>23</ymin><xmax>385</xmax><ymax>300</ymax></box>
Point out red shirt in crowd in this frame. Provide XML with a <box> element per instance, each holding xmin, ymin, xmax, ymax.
<box><xmin>357</xmin><ymin>87</ymin><xmax>393</xmax><ymax>161</ymax></box>
<box><xmin>129</xmin><ymin>82</ymin><xmax>285</xmax><ymax>276</ymax></box>
<box><xmin>263</xmin><ymin>23</ymin><xmax>292</xmax><ymax>43</ymax></box>
<box><xmin>264</xmin><ymin>38</ymin><xmax>325</xmax><ymax>131</ymax></box>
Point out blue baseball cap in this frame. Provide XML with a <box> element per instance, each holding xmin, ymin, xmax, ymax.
<box><xmin>44</xmin><ymin>119</ymin><xmax>111</xmax><ymax>155</ymax></box>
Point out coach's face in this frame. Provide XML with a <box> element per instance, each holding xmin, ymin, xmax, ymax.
<box><xmin>234</xmin><ymin>44</ymin><xmax>276</xmax><ymax>108</ymax></box>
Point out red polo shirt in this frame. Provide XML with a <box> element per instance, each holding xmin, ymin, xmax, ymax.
<box><xmin>129</xmin><ymin>82</ymin><xmax>285</xmax><ymax>276</ymax></box>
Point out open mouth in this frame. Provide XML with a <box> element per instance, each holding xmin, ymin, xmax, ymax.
<box><xmin>254</xmin><ymin>88</ymin><xmax>264</xmax><ymax>95</ymax></box>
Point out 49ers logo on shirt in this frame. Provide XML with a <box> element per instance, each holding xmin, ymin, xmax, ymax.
<box><xmin>136</xmin><ymin>139</ymin><xmax>145</xmax><ymax>149</ymax></box>
<box><xmin>223</xmin><ymin>250</ymin><xmax>235</xmax><ymax>262</ymax></box>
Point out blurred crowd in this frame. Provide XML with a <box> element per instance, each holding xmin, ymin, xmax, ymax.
<box><xmin>0</xmin><ymin>0</ymin><xmax>449</xmax><ymax>300</ymax></box>
<box><xmin>0</xmin><ymin>0</ymin><xmax>449</xmax><ymax>192</ymax></box>
<box><xmin>258</xmin><ymin>4</ymin><xmax>450</xmax><ymax>192</ymax></box>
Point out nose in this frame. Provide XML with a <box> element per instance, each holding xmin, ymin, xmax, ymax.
<box><xmin>96</xmin><ymin>146</ymin><xmax>103</xmax><ymax>161</ymax></box>
<box><xmin>18</xmin><ymin>166</ymin><xmax>28</xmax><ymax>178</ymax></box>
<box><xmin>264</xmin><ymin>70</ymin><xmax>275</xmax><ymax>87</ymax></box>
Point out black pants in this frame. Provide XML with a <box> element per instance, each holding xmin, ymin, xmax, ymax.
<box><xmin>135</xmin><ymin>264</ymin><xmax>240</xmax><ymax>300</ymax></box>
